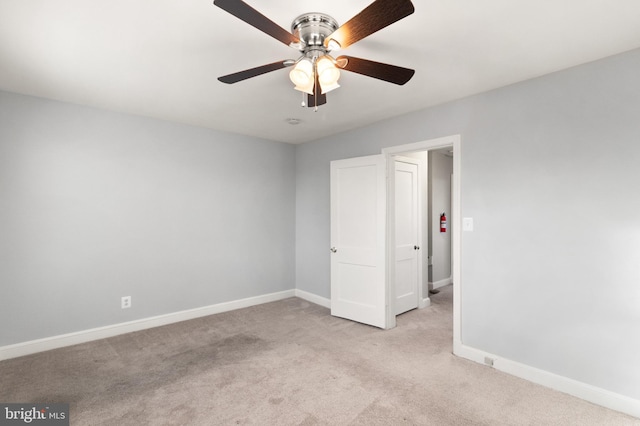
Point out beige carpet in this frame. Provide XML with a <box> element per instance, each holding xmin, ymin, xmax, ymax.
<box><xmin>1</xmin><ymin>285</ymin><xmax>638</xmax><ymax>425</ymax></box>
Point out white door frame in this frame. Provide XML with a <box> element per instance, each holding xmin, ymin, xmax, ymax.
<box><xmin>382</xmin><ymin>135</ymin><xmax>461</xmax><ymax>348</ymax></box>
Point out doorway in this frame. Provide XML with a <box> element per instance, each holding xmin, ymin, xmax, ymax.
<box><xmin>329</xmin><ymin>135</ymin><xmax>461</xmax><ymax>341</ymax></box>
<box><xmin>383</xmin><ymin>135</ymin><xmax>461</xmax><ymax>343</ymax></box>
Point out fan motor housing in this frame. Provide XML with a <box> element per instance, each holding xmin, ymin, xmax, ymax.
<box><xmin>291</xmin><ymin>13</ymin><xmax>339</xmax><ymax>48</ymax></box>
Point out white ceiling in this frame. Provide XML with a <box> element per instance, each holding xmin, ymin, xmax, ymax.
<box><xmin>1</xmin><ymin>1</ymin><xmax>639</xmax><ymax>144</ymax></box>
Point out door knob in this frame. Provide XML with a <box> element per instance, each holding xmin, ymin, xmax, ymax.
<box><xmin>414</xmin><ymin>245</ymin><xmax>420</xmax><ymax>250</ymax></box>
<box><xmin>330</xmin><ymin>247</ymin><xmax>337</xmax><ymax>253</ymax></box>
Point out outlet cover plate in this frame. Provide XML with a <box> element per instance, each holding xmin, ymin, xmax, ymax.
<box><xmin>121</xmin><ymin>296</ymin><xmax>131</xmax><ymax>309</ymax></box>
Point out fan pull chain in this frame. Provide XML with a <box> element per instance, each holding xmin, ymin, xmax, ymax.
<box><xmin>301</xmin><ymin>92</ymin><xmax>306</xmax><ymax>107</ymax></box>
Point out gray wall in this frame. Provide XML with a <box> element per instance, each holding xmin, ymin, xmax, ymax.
<box><xmin>0</xmin><ymin>91</ymin><xmax>296</xmax><ymax>346</ymax></box>
<box><xmin>295</xmin><ymin>48</ymin><xmax>640</xmax><ymax>400</ymax></box>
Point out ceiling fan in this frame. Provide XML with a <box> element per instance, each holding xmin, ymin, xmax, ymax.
<box><xmin>213</xmin><ymin>0</ymin><xmax>415</xmax><ymax>109</ymax></box>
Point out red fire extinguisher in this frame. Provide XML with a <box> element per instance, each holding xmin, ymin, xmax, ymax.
<box><xmin>440</xmin><ymin>212</ymin><xmax>447</xmax><ymax>233</ymax></box>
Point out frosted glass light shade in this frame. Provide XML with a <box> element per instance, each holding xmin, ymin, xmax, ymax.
<box><xmin>319</xmin><ymin>80</ymin><xmax>340</xmax><ymax>94</ymax></box>
<box><xmin>317</xmin><ymin>56</ymin><xmax>340</xmax><ymax>94</ymax></box>
<box><xmin>289</xmin><ymin>59</ymin><xmax>313</xmax><ymax>87</ymax></box>
<box><xmin>294</xmin><ymin>80</ymin><xmax>315</xmax><ymax>95</ymax></box>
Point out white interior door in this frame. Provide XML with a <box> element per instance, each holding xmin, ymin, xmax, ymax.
<box><xmin>330</xmin><ymin>155</ymin><xmax>388</xmax><ymax>329</ymax></box>
<box><xmin>394</xmin><ymin>158</ymin><xmax>420</xmax><ymax>315</ymax></box>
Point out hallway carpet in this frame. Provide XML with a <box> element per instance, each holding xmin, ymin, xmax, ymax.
<box><xmin>1</xmin><ymin>286</ymin><xmax>638</xmax><ymax>425</ymax></box>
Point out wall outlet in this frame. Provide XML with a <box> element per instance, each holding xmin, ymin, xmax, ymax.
<box><xmin>121</xmin><ymin>296</ymin><xmax>131</xmax><ymax>309</ymax></box>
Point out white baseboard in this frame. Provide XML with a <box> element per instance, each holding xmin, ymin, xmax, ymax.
<box><xmin>295</xmin><ymin>289</ymin><xmax>331</xmax><ymax>309</ymax></box>
<box><xmin>429</xmin><ymin>276</ymin><xmax>452</xmax><ymax>290</ymax></box>
<box><xmin>453</xmin><ymin>341</ymin><xmax>640</xmax><ymax>419</ymax></box>
<box><xmin>0</xmin><ymin>289</ymin><xmax>296</xmax><ymax>361</ymax></box>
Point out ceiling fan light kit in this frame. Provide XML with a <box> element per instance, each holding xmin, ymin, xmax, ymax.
<box><xmin>213</xmin><ymin>0</ymin><xmax>415</xmax><ymax>109</ymax></box>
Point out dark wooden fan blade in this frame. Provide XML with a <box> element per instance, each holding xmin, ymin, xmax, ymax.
<box><xmin>336</xmin><ymin>56</ymin><xmax>414</xmax><ymax>85</ymax></box>
<box><xmin>307</xmin><ymin>92</ymin><xmax>327</xmax><ymax>108</ymax></box>
<box><xmin>324</xmin><ymin>0</ymin><xmax>414</xmax><ymax>50</ymax></box>
<box><xmin>308</xmin><ymin>78</ymin><xmax>327</xmax><ymax>107</ymax></box>
<box><xmin>307</xmin><ymin>71</ymin><xmax>327</xmax><ymax>108</ymax></box>
<box><xmin>218</xmin><ymin>60</ymin><xmax>292</xmax><ymax>84</ymax></box>
<box><xmin>213</xmin><ymin>0</ymin><xmax>300</xmax><ymax>47</ymax></box>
